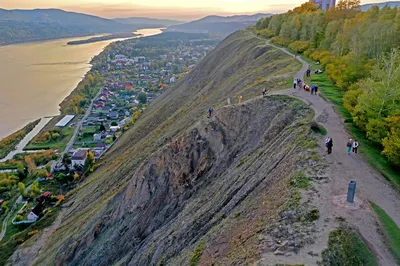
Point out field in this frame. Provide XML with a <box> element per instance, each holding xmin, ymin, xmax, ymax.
<box><xmin>24</xmin><ymin>116</ymin><xmax>76</xmax><ymax>152</ymax></box>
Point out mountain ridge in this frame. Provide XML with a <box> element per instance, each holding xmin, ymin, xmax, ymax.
<box><xmin>166</xmin><ymin>13</ymin><xmax>273</xmax><ymax>34</ymax></box>
<box><xmin>360</xmin><ymin>1</ymin><xmax>400</xmax><ymax>10</ymax></box>
<box><xmin>0</xmin><ymin>8</ymin><xmax>156</xmax><ymax>45</ymax></box>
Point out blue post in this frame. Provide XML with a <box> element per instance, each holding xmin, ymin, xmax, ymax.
<box><xmin>347</xmin><ymin>180</ymin><xmax>356</xmax><ymax>203</ymax></box>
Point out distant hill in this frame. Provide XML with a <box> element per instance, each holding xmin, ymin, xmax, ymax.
<box><xmin>360</xmin><ymin>1</ymin><xmax>400</xmax><ymax>11</ymax></box>
<box><xmin>113</xmin><ymin>17</ymin><xmax>182</xmax><ymax>27</ymax></box>
<box><xmin>0</xmin><ymin>8</ymin><xmax>148</xmax><ymax>45</ymax></box>
<box><xmin>166</xmin><ymin>13</ymin><xmax>273</xmax><ymax>34</ymax></box>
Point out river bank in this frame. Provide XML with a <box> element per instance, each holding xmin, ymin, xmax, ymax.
<box><xmin>0</xmin><ymin>28</ymin><xmax>163</xmax><ymax>161</ymax></box>
<box><xmin>0</xmin><ymin>28</ymin><xmax>162</xmax><ymax>140</ymax></box>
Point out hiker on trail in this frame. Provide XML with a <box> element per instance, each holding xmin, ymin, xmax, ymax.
<box><xmin>353</xmin><ymin>140</ymin><xmax>359</xmax><ymax>154</ymax></box>
<box><xmin>311</xmin><ymin>84</ymin><xmax>315</xmax><ymax>95</ymax></box>
<box><xmin>325</xmin><ymin>137</ymin><xmax>333</xmax><ymax>154</ymax></box>
<box><xmin>238</xmin><ymin>95</ymin><xmax>243</xmax><ymax>104</ymax></box>
<box><xmin>208</xmin><ymin>107</ymin><xmax>214</xmax><ymax>118</ymax></box>
<box><xmin>263</xmin><ymin>88</ymin><xmax>267</xmax><ymax>97</ymax></box>
<box><xmin>227</xmin><ymin>98</ymin><xmax>231</xmax><ymax>105</ymax></box>
<box><xmin>293</xmin><ymin>78</ymin><xmax>297</xmax><ymax>89</ymax></box>
<box><xmin>347</xmin><ymin>139</ymin><xmax>353</xmax><ymax>154</ymax></box>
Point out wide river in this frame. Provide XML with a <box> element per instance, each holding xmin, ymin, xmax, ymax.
<box><xmin>0</xmin><ymin>28</ymin><xmax>162</xmax><ymax>139</ymax></box>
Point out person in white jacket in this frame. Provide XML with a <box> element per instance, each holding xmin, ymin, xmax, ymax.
<box><xmin>352</xmin><ymin>140</ymin><xmax>359</xmax><ymax>154</ymax></box>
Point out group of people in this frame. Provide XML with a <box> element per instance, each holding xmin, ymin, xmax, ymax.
<box><xmin>293</xmin><ymin>78</ymin><xmax>303</xmax><ymax>89</ymax></box>
<box><xmin>294</xmin><ymin>78</ymin><xmax>319</xmax><ymax>95</ymax></box>
<box><xmin>347</xmin><ymin>138</ymin><xmax>359</xmax><ymax>154</ymax></box>
<box><xmin>324</xmin><ymin>137</ymin><xmax>359</xmax><ymax>155</ymax></box>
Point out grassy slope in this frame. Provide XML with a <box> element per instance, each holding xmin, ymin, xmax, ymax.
<box><xmin>28</xmin><ymin>30</ymin><xmax>303</xmax><ymax>265</ymax></box>
<box><xmin>370</xmin><ymin>202</ymin><xmax>400</xmax><ymax>264</ymax></box>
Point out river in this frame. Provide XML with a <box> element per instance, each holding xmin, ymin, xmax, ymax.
<box><xmin>0</xmin><ymin>28</ymin><xmax>163</xmax><ymax>140</ymax></box>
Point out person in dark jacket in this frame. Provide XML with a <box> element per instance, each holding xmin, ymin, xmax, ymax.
<box><xmin>325</xmin><ymin>137</ymin><xmax>333</xmax><ymax>154</ymax></box>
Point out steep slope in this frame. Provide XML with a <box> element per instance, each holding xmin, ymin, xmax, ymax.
<box><xmin>167</xmin><ymin>14</ymin><xmax>272</xmax><ymax>34</ymax></box>
<box><xmin>11</xmin><ymin>31</ymin><xmax>310</xmax><ymax>265</ymax></box>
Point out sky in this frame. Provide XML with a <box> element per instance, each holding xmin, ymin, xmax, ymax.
<box><xmin>0</xmin><ymin>0</ymin><xmax>392</xmax><ymax>20</ymax></box>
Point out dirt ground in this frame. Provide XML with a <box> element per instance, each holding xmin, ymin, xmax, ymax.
<box><xmin>260</xmin><ymin>37</ymin><xmax>400</xmax><ymax>266</ymax></box>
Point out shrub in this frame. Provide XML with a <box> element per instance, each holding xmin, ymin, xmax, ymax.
<box><xmin>289</xmin><ymin>40</ymin><xmax>310</xmax><ymax>53</ymax></box>
<box><xmin>27</xmin><ymin>230</ymin><xmax>38</xmax><ymax>237</ymax></box>
<box><xmin>271</xmin><ymin>36</ymin><xmax>292</xmax><ymax>46</ymax></box>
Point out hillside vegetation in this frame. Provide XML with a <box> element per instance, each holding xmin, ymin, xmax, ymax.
<box><xmin>9</xmin><ymin>31</ymin><xmax>317</xmax><ymax>265</ymax></box>
<box><xmin>254</xmin><ymin>0</ymin><xmax>400</xmax><ymax>166</ymax></box>
<box><xmin>167</xmin><ymin>14</ymin><xmax>272</xmax><ymax>34</ymax></box>
<box><xmin>0</xmin><ymin>8</ymin><xmax>140</xmax><ymax>45</ymax></box>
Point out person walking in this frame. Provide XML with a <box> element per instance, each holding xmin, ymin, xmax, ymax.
<box><xmin>346</xmin><ymin>138</ymin><xmax>353</xmax><ymax>154</ymax></box>
<box><xmin>293</xmin><ymin>78</ymin><xmax>297</xmax><ymax>89</ymax></box>
<box><xmin>315</xmin><ymin>84</ymin><xmax>319</xmax><ymax>94</ymax></box>
<box><xmin>311</xmin><ymin>84</ymin><xmax>315</xmax><ymax>95</ymax></box>
<box><xmin>327</xmin><ymin>137</ymin><xmax>333</xmax><ymax>154</ymax></box>
<box><xmin>208</xmin><ymin>107</ymin><xmax>214</xmax><ymax>118</ymax></box>
<box><xmin>262</xmin><ymin>87</ymin><xmax>267</xmax><ymax>97</ymax></box>
<box><xmin>238</xmin><ymin>95</ymin><xmax>243</xmax><ymax>104</ymax></box>
<box><xmin>352</xmin><ymin>140</ymin><xmax>359</xmax><ymax>154</ymax></box>
<box><xmin>297</xmin><ymin>79</ymin><xmax>302</xmax><ymax>90</ymax></box>
<box><xmin>227</xmin><ymin>98</ymin><xmax>231</xmax><ymax>105</ymax></box>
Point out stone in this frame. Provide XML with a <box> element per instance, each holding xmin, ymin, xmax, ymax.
<box><xmin>274</xmin><ymin>250</ymin><xmax>285</xmax><ymax>256</ymax></box>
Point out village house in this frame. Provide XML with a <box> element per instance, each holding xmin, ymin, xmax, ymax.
<box><xmin>71</xmin><ymin>149</ymin><xmax>88</xmax><ymax>167</ymax></box>
<box><xmin>108</xmin><ymin>111</ymin><xmax>119</xmax><ymax>119</ymax></box>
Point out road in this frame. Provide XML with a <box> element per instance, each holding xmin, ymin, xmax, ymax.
<box><xmin>63</xmin><ymin>90</ymin><xmax>101</xmax><ymax>155</ymax></box>
<box><xmin>0</xmin><ymin>117</ymin><xmax>53</xmax><ymax>162</ymax></box>
<box><xmin>252</xmin><ymin>33</ymin><xmax>400</xmax><ymax>265</ymax></box>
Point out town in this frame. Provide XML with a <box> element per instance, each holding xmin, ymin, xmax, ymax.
<box><xmin>0</xmin><ymin>32</ymin><xmax>220</xmax><ymax>245</ymax></box>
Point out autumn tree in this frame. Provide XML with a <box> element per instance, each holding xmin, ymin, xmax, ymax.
<box><xmin>18</xmin><ymin>182</ymin><xmax>27</xmax><ymax>197</ymax></box>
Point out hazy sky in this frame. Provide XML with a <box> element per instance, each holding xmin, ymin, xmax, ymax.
<box><xmin>0</xmin><ymin>0</ymin><xmax>391</xmax><ymax>20</ymax></box>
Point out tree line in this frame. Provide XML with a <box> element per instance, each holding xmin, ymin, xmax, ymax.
<box><xmin>254</xmin><ymin>0</ymin><xmax>400</xmax><ymax>165</ymax></box>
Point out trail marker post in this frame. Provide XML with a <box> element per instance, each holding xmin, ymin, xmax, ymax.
<box><xmin>347</xmin><ymin>180</ymin><xmax>356</xmax><ymax>203</ymax></box>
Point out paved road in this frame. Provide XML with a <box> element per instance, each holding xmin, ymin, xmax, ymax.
<box><xmin>63</xmin><ymin>90</ymin><xmax>101</xmax><ymax>155</ymax></box>
<box><xmin>252</xmin><ymin>33</ymin><xmax>399</xmax><ymax>265</ymax></box>
<box><xmin>0</xmin><ymin>117</ymin><xmax>53</xmax><ymax>162</ymax></box>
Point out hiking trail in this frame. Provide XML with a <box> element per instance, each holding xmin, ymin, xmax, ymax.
<box><xmin>252</xmin><ymin>33</ymin><xmax>400</xmax><ymax>266</ymax></box>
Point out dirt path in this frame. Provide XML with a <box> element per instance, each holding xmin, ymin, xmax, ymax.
<box><xmin>254</xmin><ymin>35</ymin><xmax>400</xmax><ymax>265</ymax></box>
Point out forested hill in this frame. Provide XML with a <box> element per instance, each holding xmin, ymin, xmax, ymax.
<box><xmin>166</xmin><ymin>13</ymin><xmax>272</xmax><ymax>34</ymax></box>
<box><xmin>361</xmin><ymin>1</ymin><xmax>400</xmax><ymax>11</ymax></box>
<box><xmin>254</xmin><ymin>1</ymin><xmax>400</xmax><ymax>165</ymax></box>
<box><xmin>0</xmin><ymin>9</ymin><xmax>140</xmax><ymax>45</ymax></box>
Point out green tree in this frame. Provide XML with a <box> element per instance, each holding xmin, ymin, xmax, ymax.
<box><xmin>29</xmin><ymin>182</ymin><xmax>41</xmax><ymax>199</ymax></box>
<box><xmin>137</xmin><ymin>92</ymin><xmax>148</xmax><ymax>104</ymax></box>
<box><xmin>18</xmin><ymin>182</ymin><xmax>27</xmax><ymax>197</ymax></box>
<box><xmin>83</xmin><ymin>151</ymin><xmax>95</xmax><ymax>175</ymax></box>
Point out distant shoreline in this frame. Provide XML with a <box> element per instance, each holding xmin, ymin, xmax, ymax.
<box><xmin>0</xmin><ymin>26</ymin><xmax>162</xmax><ymax>47</ymax></box>
<box><xmin>67</xmin><ymin>32</ymin><xmax>142</xmax><ymax>45</ymax></box>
